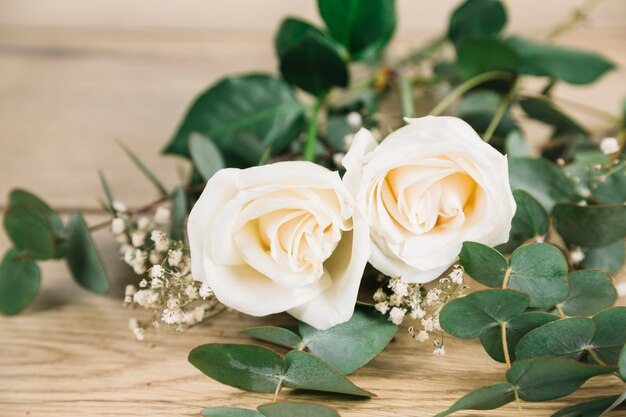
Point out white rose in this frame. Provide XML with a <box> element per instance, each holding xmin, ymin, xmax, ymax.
<box><xmin>187</xmin><ymin>161</ymin><xmax>369</xmax><ymax>329</ymax></box>
<box><xmin>343</xmin><ymin>116</ymin><xmax>516</xmax><ymax>283</ymax></box>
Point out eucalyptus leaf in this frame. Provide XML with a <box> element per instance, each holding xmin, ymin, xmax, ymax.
<box><xmin>9</xmin><ymin>189</ymin><xmax>64</xmax><ymax>239</ymax></box>
<box><xmin>279</xmin><ymin>30</ymin><xmax>349</xmax><ymax>97</ymax></box>
<box><xmin>275</xmin><ymin>18</ymin><xmax>325</xmax><ymax>57</ymax></box>
<box><xmin>98</xmin><ymin>170</ymin><xmax>115</xmax><ymax>209</ymax></box>
<box><xmin>506</xmin><ymin>36</ymin><xmax>615</xmax><ymax>85</ymax></box>
<box><xmin>434</xmin><ymin>383</ymin><xmax>515</xmax><ymax>417</ymax></box>
<box><xmin>170</xmin><ymin>186</ymin><xmax>186</xmax><ymax>241</ymax></box>
<box><xmin>479</xmin><ymin>312</ymin><xmax>558</xmax><ymax>363</ymax></box>
<box><xmin>590</xmin><ymin>307</ymin><xmax>626</xmax><ymax>366</ymax></box>
<box><xmin>297</xmin><ymin>305</ymin><xmax>398</xmax><ymax>374</ymax></box>
<box><xmin>458</xmin><ymin>241</ymin><xmax>508</xmax><ymax>287</ymax></box>
<box><xmin>507</xmin><ymin>358</ymin><xmax>614</xmax><ymax>402</ymax></box>
<box><xmin>508</xmin><ymin>243</ymin><xmax>569</xmax><ymax>308</ymax></box>
<box><xmin>456</xmin><ymin>38</ymin><xmax>519</xmax><ymax>79</ymax></box>
<box><xmin>593</xmin><ymin>163</ymin><xmax>626</xmax><ymax>205</ymax></box>
<box><xmin>519</xmin><ymin>97</ymin><xmax>587</xmax><ymax>136</ymax></box>
<box><xmin>560</xmin><ymin>270</ymin><xmax>617</xmax><ymax>316</ymax></box>
<box><xmin>3</xmin><ymin>202</ymin><xmax>56</xmax><ymax>260</ymax></box>
<box><xmin>188</xmin><ymin>344</ymin><xmax>284</xmax><ymax>394</ymax></box>
<box><xmin>508</xmin><ymin>157</ymin><xmax>578</xmax><ymax>211</ymax></box>
<box><xmin>164</xmin><ymin>74</ymin><xmax>305</xmax><ymax>167</ymax></box>
<box><xmin>201</xmin><ymin>408</ymin><xmax>263</xmax><ymax>417</ymax></box>
<box><xmin>498</xmin><ymin>190</ymin><xmax>549</xmax><ymax>253</ymax></box>
<box><xmin>318</xmin><ymin>0</ymin><xmax>396</xmax><ymax>61</ymax></box>
<box><xmin>581</xmin><ymin>240</ymin><xmax>626</xmax><ymax>274</ymax></box>
<box><xmin>619</xmin><ymin>344</ymin><xmax>626</xmax><ymax>380</ymax></box>
<box><xmin>552</xmin><ymin>203</ymin><xmax>626</xmax><ymax>248</ymax></box>
<box><xmin>505</xmin><ymin>130</ymin><xmax>529</xmax><ymax>157</ymax></box>
<box><xmin>551</xmin><ymin>395</ymin><xmax>624</xmax><ymax>417</ymax></box>
<box><xmin>282</xmin><ymin>350</ymin><xmax>372</xmax><ymax>397</ymax></box>
<box><xmin>241</xmin><ymin>326</ymin><xmax>303</xmax><ymax>350</ymax></box>
<box><xmin>189</xmin><ymin>133</ymin><xmax>225</xmax><ymax>181</ymax></box>
<box><xmin>64</xmin><ymin>213</ymin><xmax>109</xmax><ymax>294</ymax></box>
<box><xmin>258</xmin><ymin>402</ymin><xmax>340</xmax><ymax>417</ymax></box>
<box><xmin>447</xmin><ymin>0</ymin><xmax>507</xmax><ymax>47</ymax></box>
<box><xmin>516</xmin><ymin>317</ymin><xmax>595</xmax><ymax>361</ymax></box>
<box><xmin>440</xmin><ymin>289</ymin><xmax>529</xmax><ymax>339</ymax></box>
<box><xmin>0</xmin><ymin>248</ymin><xmax>40</xmax><ymax>315</ymax></box>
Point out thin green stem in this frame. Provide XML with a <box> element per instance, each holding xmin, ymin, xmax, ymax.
<box><xmin>398</xmin><ymin>75</ymin><xmax>415</xmax><ymax>119</ymax></box>
<box><xmin>483</xmin><ymin>79</ymin><xmax>519</xmax><ymax>143</ymax></box>
<box><xmin>502</xmin><ymin>321</ymin><xmax>526</xmax><ymax>417</ymax></box>
<box><xmin>303</xmin><ymin>100</ymin><xmax>322</xmax><ymax>162</ymax></box>
<box><xmin>272</xmin><ymin>376</ymin><xmax>284</xmax><ymax>403</ymax></box>
<box><xmin>430</xmin><ymin>71</ymin><xmax>513</xmax><ymax>116</ymax></box>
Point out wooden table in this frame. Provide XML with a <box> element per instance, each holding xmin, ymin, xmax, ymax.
<box><xmin>1</xmin><ymin>25</ymin><xmax>625</xmax><ymax>417</ymax></box>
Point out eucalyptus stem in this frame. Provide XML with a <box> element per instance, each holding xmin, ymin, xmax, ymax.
<box><xmin>398</xmin><ymin>75</ymin><xmax>415</xmax><ymax>118</ymax></box>
<box><xmin>303</xmin><ymin>100</ymin><xmax>323</xmax><ymax>162</ymax></box>
<box><xmin>545</xmin><ymin>0</ymin><xmax>603</xmax><ymax>40</ymax></box>
<box><xmin>430</xmin><ymin>71</ymin><xmax>513</xmax><ymax>116</ymax></box>
<box><xmin>272</xmin><ymin>376</ymin><xmax>284</xmax><ymax>403</ymax></box>
<box><xmin>483</xmin><ymin>79</ymin><xmax>519</xmax><ymax>143</ymax></box>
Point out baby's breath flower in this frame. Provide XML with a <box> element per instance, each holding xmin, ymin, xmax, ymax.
<box><xmin>332</xmin><ymin>152</ymin><xmax>345</xmax><ymax>168</ymax></box>
<box><xmin>137</xmin><ymin>216</ymin><xmax>151</xmax><ymax>230</ymax></box>
<box><xmin>416</xmin><ymin>330</ymin><xmax>429</xmax><ymax>342</ymax></box>
<box><xmin>343</xmin><ymin>133</ymin><xmax>355</xmax><ymax>148</ymax></box>
<box><xmin>168</xmin><ymin>249</ymin><xmax>183</xmax><ymax>267</ymax></box>
<box><xmin>149</xmin><ymin>251</ymin><xmax>162</xmax><ymax>265</ymax></box>
<box><xmin>151</xmin><ymin>231</ymin><xmax>169</xmax><ymax>252</ymax></box>
<box><xmin>389</xmin><ymin>307</ymin><xmax>406</xmax><ymax>325</ymax></box>
<box><xmin>131</xmin><ymin>232</ymin><xmax>146</xmax><ymax>247</ymax></box>
<box><xmin>139</xmin><ymin>279</ymin><xmax>148</xmax><ymax>288</ymax></box>
<box><xmin>111</xmin><ymin>218</ymin><xmax>126</xmax><ymax>234</ymax></box>
<box><xmin>154</xmin><ymin>206</ymin><xmax>171</xmax><ymax>224</ymax></box>
<box><xmin>433</xmin><ymin>346</ymin><xmax>446</xmax><ymax>356</ymax></box>
<box><xmin>346</xmin><ymin>112</ymin><xmax>363</xmax><ymax>128</ymax></box>
<box><xmin>199</xmin><ymin>281</ymin><xmax>213</xmax><ymax>299</ymax></box>
<box><xmin>112</xmin><ymin>201</ymin><xmax>127</xmax><ymax>213</ymax></box>
<box><xmin>150</xmin><ymin>265</ymin><xmax>165</xmax><ymax>279</ymax></box>
<box><xmin>570</xmin><ymin>247</ymin><xmax>585</xmax><ymax>264</ymax></box>
<box><xmin>600</xmin><ymin>137</ymin><xmax>620</xmax><ymax>155</ymax></box>
<box><xmin>375</xmin><ymin>301</ymin><xmax>390</xmax><ymax>315</ymax></box>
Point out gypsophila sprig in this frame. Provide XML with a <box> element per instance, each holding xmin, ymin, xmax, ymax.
<box><xmin>374</xmin><ymin>266</ymin><xmax>468</xmax><ymax>355</ymax></box>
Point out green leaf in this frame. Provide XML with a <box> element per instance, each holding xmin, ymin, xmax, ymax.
<box><xmin>508</xmin><ymin>243</ymin><xmax>569</xmax><ymax>308</ymax></box>
<box><xmin>434</xmin><ymin>383</ymin><xmax>515</xmax><ymax>417</ymax></box>
<box><xmin>4</xmin><ymin>202</ymin><xmax>56</xmax><ymax>260</ymax></box>
<box><xmin>560</xmin><ymin>270</ymin><xmax>617</xmax><ymax>316</ymax></box>
<box><xmin>553</xmin><ymin>203</ymin><xmax>626</xmax><ymax>248</ymax></box>
<box><xmin>242</xmin><ymin>326</ymin><xmax>303</xmax><ymax>350</ymax></box>
<box><xmin>297</xmin><ymin>305</ymin><xmax>398</xmax><ymax>374</ymax></box>
<box><xmin>479</xmin><ymin>312</ymin><xmax>558</xmax><ymax>363</ymax></box>
<box><xmin>593</xmin><ymin>163</ymin><xmax>626</xmax><ymax>205</ymax></box>
<box><xmin>507</xmin><ymin>358</ymin><xmax>614</xmax><ymax>402</ymax></box>
<box><xmin>278</xmin><ymin>30</ymin><xmax>349</xmax><ymax>98</ymax></box>
<box><xmin>275</xmin><ymin>18</ymin><xmax>325</xmax><ymax>57</ymax></box>
<box><xmin>447</xmin><ymin>0</ymin><xmax>507</xmax><ymax>48</ymax></box>
<box><xmin>551</xmin><ymin>395</ymin><xmax>624</xmax><ymax>417</ymax></box>
<box><xmin>318</xmin><ymin>0</ymin><xmax>396</xmax><ymax>61</ymax></box>
<box><xmin>508</xmin><ymin>157</ymin><xmax>578</xmax><ymax>211</ymax></box>
<box><xmin>9</xmin><ymin>189</ymin><xmax>64</xmax><ymax>239</ymax></box>
<box><xmin>516</xmin><ymin>317</ymin><xmax>595</xmax><ymax>361</ymax></box>
<box><xmin>456</xmin><ymin>38</ymin><xmax>519</xmax><ymax>79</ymax></box>
<box><xmin>506</xmin><ymin>36</ymin><xmax>615</xmax><ymax>85</ymax></box>
<box><xmin>164</xmin><ymin>74</ymin><xmax>305</xmax><ymax>167</ymax></box>
<box><xmin>258</xmin><ymin>402</ymin><xmax>339</xmax><ymax>417</ymax></box>
<box><xmin>188</xmin><ymin>344</ymin><xmax>284</xmax><ymax>394</ymax></box>
<box><xmin>590</xmin><ymin>307</ymin><xmax>626</xmax><ymax>366</ymax></box>
<box><xmin>505</xmin><ymin>130</ymin><xmax>529</xmax><ymax>157</ymax></box>
<box><xmin>440</xmin><ymin>289</ymin><xmax>529</xmax><ymax>339</ymax></box>
<box><xmin>498</xmin><ymin>190</ymin><xmax>550</xmax><ymax>253</ymax></box>
<box><xmin>0</xmin><ymin>248</ymin><xmax>40</xmax><ymax>315</ymax></box>
<box><xmin>457</xmin><ymin>91</ymin><xmax>518</xmax><ymax>139</ymax></box>
<box><xmin>458</xmin><ymin>241</ymin><xmax>508</xmax><ymax>287</ymax></box>
<box><xmin>519</xmin><ymin>97</ymin><xmax>587</xmax><ymax>136</ymax></box>
<box><xmin>169</xmin><ymin>186</ymin><xmax>186</xmax><ymax>241</ymax></box>
<box><xmin>64</xmin><ymin>213</ymin><xmax>108</xmax><ymax>294</ymax></box>
<box><xmin>201</xmin><ymin>408</ymin><xmax>263</xmax><ymax>417</ymax></box>
<box><xmin>98</xmin><ymin>170</ymin><xmax>115</xmax><ymax>210</ymax></box>
<box><xmin>282</xmin><ymin>350</ymin><xmax>372</xmax><ymax>397</ymax></box>
<box><xmin>188</xmin><ymin>133</ymin><xmax>225</xmax><ymax>181</ymax></box>
<box><xmin>118</xmin><ymin>141</ymin><xmax>168</xmax><ymax>197</ymax></box>
<box><xmin>619</xmin><ymin>344</ymin><xmax>626</xmax><ymax>379</ymax></box>
<box><xmin>581</xmin><ymin>240</ymin><xmax>625</xmax><ymax>275</ymax></box>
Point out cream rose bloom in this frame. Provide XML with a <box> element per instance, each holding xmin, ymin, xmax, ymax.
<box><xmin>187</xmin><ymin>161</ymin><xmax>369</xmax><ymax>329</ymax></box>
<box><xmin>343</xmin><ymin>116</ymin><xmax>516</xmax><ymax>283</ymax></box>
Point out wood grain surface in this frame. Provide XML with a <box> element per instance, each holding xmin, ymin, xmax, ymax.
<box><xmin>0</xmin><ymin>17</ymin><xmax>625</xmax><ymax>417</ymax></box>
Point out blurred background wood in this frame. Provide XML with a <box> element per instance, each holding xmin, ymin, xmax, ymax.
<box><xmin>0</xmin><ymin>1</ymin><xmax>625</xmax><ymax>416</ymax></box>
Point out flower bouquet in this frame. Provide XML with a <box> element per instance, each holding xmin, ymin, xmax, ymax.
<box><xmin>1</xmin><ymin>0</ymin><xmax>625</xmax><ymax>416</ymax></box>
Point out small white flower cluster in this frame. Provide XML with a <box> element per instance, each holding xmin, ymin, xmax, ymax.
<box><xmin>374</xmin><ymin>266</ymin><xmax>468</xmax><ymax>356</ymax></box>
<box><xmin>110</xmin><ymin>201</ymin><xmax>222</xmax><ymax>339</ymax></box>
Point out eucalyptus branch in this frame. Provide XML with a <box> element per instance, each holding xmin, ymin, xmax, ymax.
<box><xmin>430</xmin><ymin>71</ymin><xmax>514</xmax><ymax>116</ymax></box>
<box><xmin>483</xmin><ymin>78</ymin><xmax>519</xmax><ymax>143</ymax></box>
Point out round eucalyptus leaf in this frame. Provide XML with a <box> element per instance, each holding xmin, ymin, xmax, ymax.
<box><xmin>560</xmin><ymin>270</ymin><xmax>617</xmax><ymax>317</ymax></box>
<box><xmin>0</xmin><ymin>248</ymin><xmax>41</xmax><ymax>315</ymax></box>
<box><xmin>519</xmin><ymin>97</ymin><xmax>587</xmax><ymax>136</ymax></box>
<box><xmin>241</xmin><ymin>326</ymin><xmax>303</xmax><ymax>350</ymax></box>
<box><xmin>590</xmin><ymin>307</ymin><xmax>626</xmax><ymax>366</ymax></box>
<box><xmin>440</xmin><ymin>289</ymin><xmax>529</xmax><ymax>339</ymax></box>
<box><xmin>201</xmin><ymin>408</ymin><xmax>262</xmax><ymax>417</ymax></box>
<box><xmin>275</xmin><ymin>18</ymin><xmax>325</xmax><ymax>57</ymax></box>
<box><xmin>189</xmin><ymin>133</ymin><xmax>225</xmax><ymax>181</ymax></box>
<box><xmin>188</xmin><ymin>344</ymin><xmax>284</xmax><ymax>394</ymax></box>
<box><xmin>458</xmin><ymin>241</ymin><xmax>507</xmax><ymax>287</ymax></box>
<box><xmin>508</xmin><ymin>243</ymin><xmax>569</xmax><ymax>308</ymax></box>
<box><xmin>479</xmin><ymin>312</ymin><xmax>558</xmax><ymax>363</ymax></box>
<box><xmin>65</xmin><ymin>213</ymin><xmax>109</xmax><ymax>294</ymax></box>
<box><xmin>507</xmin><ymin>358</ymin><xmax>614</xmax><ymax>402</ymax></box>
<box><xmin>456</xmin><ymin>38</ymin><xmax>519</xmax><ymax>79</ymax></box>
<box><xmin>581</xmin><ymin>240</ymin><xmax>625</xmax><ymax>275</ymax></box>
<box><xmin>282</xmin><ymin>350</ymin><xmax>372</xmax><ymax>397</ymax></box>
<box><xmin>593</xmin><ymin>162</ymin><xmax>626</xmax><ymax>205</ymax></box>
<box><xmin>553</xmin><ymin>203</ymin><xmax>626</xmax><ymax>248</ymax></box>
<box><xmin>434</xmin><ymin>383</ymin><xmax>515</xmax><ymax>417</ymax></box>
<box><xmin>4</xmin><ymin>202</ymin><xmax>56</xmax><ymax>260</ymax></box>
<box><xmin>448</xmin><ymin>0</ymin><xmax>507</xmax><ymax>48</ymax></box>
<box><xmin>258</xmin><ymin>402</ymin><xmax>339</xmax><ymax>417</ymax></box>
<box><xmin>619</xmin><ymin>344</ymin><xmax>626</xmax><ymax>380</ymax></box>
<box><xmin>498</xmin><ymin>190</ymin><xmax>549</xmax><ymax>254</ymax></box>
<box><xmin>164</xmin><ymin>74</ymin><xmax>305</xmax><ymax>167</ymax></box>
<box><xmin>515</xmin><ymin>317</ymin><xmax>595</xmax><ymax>361</ymax></box>
<box><xmin>9</xmin><ymin>189</ymin><xmax>65</xmax><ymax>239</ymax></box>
